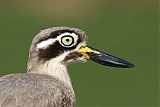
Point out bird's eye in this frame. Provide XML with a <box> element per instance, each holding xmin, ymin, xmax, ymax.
<box><xmin>61</xmin><ymin>36</ymin><xmax>74</xmax><ymax>46</ymax></box>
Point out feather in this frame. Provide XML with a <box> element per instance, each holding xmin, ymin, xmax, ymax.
<box><xmin>0</xmin><ymin>74</ymin><xmax>75</xmax><ymax>107</ymax></box>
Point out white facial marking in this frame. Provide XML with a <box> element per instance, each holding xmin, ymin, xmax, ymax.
<box><xmin>76</xmin><ymin>57</ymin><xmax>87</xmax><ymax>63</ymax></box>
<box><xmin>38</xmin><ymin>40</ymin><xmax>86</xmax><ymax>64</ymax></box>
<box><xmin>36</xmin><ymin>32</ymin><xmax>87</xmax><ymax>64</ymax></box>
<box><xmin>37</xmin><ymin>38</ymin><xmax>56</xmax><ymax>49</ymax></box>
<box><xmin>37</xmin><ymin>32</ymin><xmax>79</xmax><ymax>49</ymax></box>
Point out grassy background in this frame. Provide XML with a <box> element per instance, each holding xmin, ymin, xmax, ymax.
<box><xmin>0</xmin><ymin>0</ymin><xmax>158</xmax><ymax>107</ymax></box>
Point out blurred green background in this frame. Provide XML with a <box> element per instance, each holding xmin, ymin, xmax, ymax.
<box><xmin>0</xmin><ymin>0</ymin><xmax>158</xmax><ymax>107</ymax></box>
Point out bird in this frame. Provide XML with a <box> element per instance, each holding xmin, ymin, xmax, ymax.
<box><xmin>0</xmin><ymin>26</ymin><xmax>134</xmax><ymax>107</ymax></box>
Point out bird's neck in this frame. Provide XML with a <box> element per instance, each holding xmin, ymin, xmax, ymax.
<box><xmin>28</xmin><ymin>60</ymin><xmax>73</xmax><ymax>89</ymax></box>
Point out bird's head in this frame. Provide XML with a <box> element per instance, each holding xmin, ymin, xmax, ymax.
<box><xmin>27</xmin><ymin>26</ymin><xmax>134</xmax><ymax>71</ymax></box>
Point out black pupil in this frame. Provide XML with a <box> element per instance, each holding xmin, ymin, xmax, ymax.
<box><xmin>66</xmin><ymin>38</ymin><xmax>70</xmax><ymax>42</ymax></box>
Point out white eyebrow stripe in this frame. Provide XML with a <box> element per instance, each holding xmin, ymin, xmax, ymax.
<box><xmin>37</xmin><ymin>38</ymin><xmax>56</xmax><ymax>49</ymax></box>
<box><xmin>37</xmin><ymin>32</ymin><xmax>79</xmax><ymax>49</ymax></box>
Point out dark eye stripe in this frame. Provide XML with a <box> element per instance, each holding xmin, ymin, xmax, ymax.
<box><xmin>37</xmin><ymin>30</ymin><xmax>82</xmax><ymax>60</ymax></box>
<box><xmin>38</xmin><ymin>39</ymin><xmax>81</xmax><ymax>60</ymax></box>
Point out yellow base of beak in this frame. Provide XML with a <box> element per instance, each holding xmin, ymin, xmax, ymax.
<box><xmin>78</xmin><ymin>46</ymin><xmax>100</xmax><ymax>59</ymax></box>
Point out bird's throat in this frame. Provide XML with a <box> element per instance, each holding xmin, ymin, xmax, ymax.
<box><xmin>28</xmin><ymin>60</ymin><xmax>73</xmax><ymax>89</ymax></box>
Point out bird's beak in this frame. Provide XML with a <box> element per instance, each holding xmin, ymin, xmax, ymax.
<box><xmin>78</xmin><ymin>46</ymin><xmax>135</xmax><ymax>68</ymax></box>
